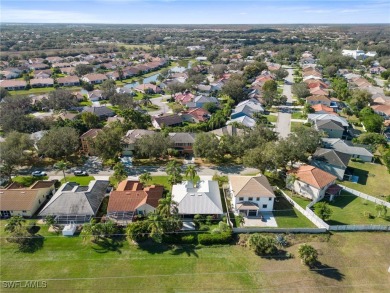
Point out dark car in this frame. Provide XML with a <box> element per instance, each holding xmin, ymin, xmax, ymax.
<box><xmin>73</xmin><ymin>170</ymin><xmax>88</xmax><ymax>176</ymax></box>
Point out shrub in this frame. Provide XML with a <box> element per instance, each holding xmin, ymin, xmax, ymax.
<box><xmin>162</xmin><ymin>233</ymin><xmax>197</xmax><ymax>244</ymax></box>
<box><xmin>247</xmin><ymin>234</ymin><xmax>278</xmax><ymax>256</ymax></box>
<box><xmin>198</xmin><ymin>231</ymin><xmax>232</xmax><ymax>245</ymax></box>
<box><xmin>298</xmin><ymin>244</ymin><xmax>318</xmax><ymax>266</ymax></box>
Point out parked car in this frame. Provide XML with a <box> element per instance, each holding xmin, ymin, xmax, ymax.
<box><xmin>73</xmin><ymin>170</ymin><xmax>88</xmax><ymax>176</ymax></box>
<box><xmin>31</xmin><ymin>171</ymin><xmax>47</xmax><ymax>177</ymax></box>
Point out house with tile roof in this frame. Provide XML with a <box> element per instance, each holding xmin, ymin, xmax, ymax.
<box><xmin>312</xmin><ymin>104</ymin><xmax>335</xmax><ymax>115</ymax></box>
<box><xmin>0</xmin><ymin>79</ymin><xmax>27</xmax><ymax>90</ymax></box>
<box><xmin>226</xmin><ymin>116</ymin><xmax>256</xmax><ymax>128</ymax></box>
<box><xmin>80</xmin><ymin>129</ymin><xmax>102</xmax><ymax>155</ymax></box>
<box><xmin>82</xmin><ymin>106</ymin><xmax>115</xmax><ymax>119</ymax></box>
<box><xmin>310</xmin><ymin>148</ymin><xmax>351</xmax><ymax>180</ymax></box>
<box><xmin>209</xmin><ymin>125</ymin><xmax>245</xmax><ymax>139</ymax></box>
<box><xmin>229</xmin><ymin>175</ymin><xmax>275</xmax><ymax>217</ymax></box>
<box><xmin>57</xmin><ymin>76</ymin><xmax>80</xmax><ymax>87</ymax></box>
<box><xmin>39</xmin><ymin>180</ymin><xmax>110</xmax><ymax>223</ymax></box>
<box><xmin>306</xmin><ymin>95</ymin><xmax>332</xmax><ymax>107</ymax></box>
<box><xmin>287</xmin><ymin>165</ymin><xmax>339</xmax><ymax>201</ymax></box>
<box><xmin>81</xmin><ymin>73</ymin><xmax>108</xmax><ymax>84</ymax></box>
<box><xmin>30</xmin><ymin>78</ymin><xmax>54</xmax><ymax>88</ymax></box>
<box><xmin>107</xmin><ymin>180</ymin><xmax>164</xmax><ymax>223</ymax></box>
<box><xmin>0</xmin><ymin>181</ymin><xmax>56</xmax><ymax>218</ymax></box>
<box><xmin>181</xmin><ymin>108</ymin><xmax>210</xmax><ymax>123</ymax></box>
<box><xmin>171</xmin><ymin>176</ymin><xmax>224</xmax><ymax>217</ymax></box>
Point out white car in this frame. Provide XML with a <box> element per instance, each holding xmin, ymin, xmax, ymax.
<box><xmin>31</xmin><ymin>171</ymin><xmax>47</xmax><ymax>177</ymax></box>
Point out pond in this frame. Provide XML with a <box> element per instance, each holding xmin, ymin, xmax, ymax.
<box><xmin>124</xmin><ymin>73</ymin><xmax>160</xmax><ymax>89</ymax></box>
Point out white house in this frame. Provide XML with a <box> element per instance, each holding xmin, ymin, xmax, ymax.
<box><xmin>171</xmin><ymin>176</ymin><xmax>224</xmax><ymax>217</ymax></box>
<box><xmin>229</xmin><ymin>175</ymin><xmax>275</xmax><ymax>217</ymax></box>
<box><xmin>287</xmin><ymin>165</ymin><xmax>339</xmax><ymax>202</ymax></box>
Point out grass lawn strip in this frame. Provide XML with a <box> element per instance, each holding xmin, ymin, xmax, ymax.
<box><xmin>60</xmin><ymin>176</ymin><xmax>95</xmax><ymax>186</ymax></box>
<box><xmin>339</xmin><ymin>161</ymin><xmax>390</xmax><ymax>199</ymax></box>
<box><xmin>0</xmin><ymin>229</ymin><xmax>389</xmax><ymax>292</ymax></box>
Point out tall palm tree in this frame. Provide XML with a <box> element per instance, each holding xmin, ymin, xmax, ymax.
<box><xmin>148</xmin><ymin>213</ymin><xmax>163</xmax><ymax>242</ymax></box>
<box><xmin>54</xmin><ymin>160</ymin><xmax>68</xmax><ymax>182</ymax></box>
<box><xmin>157</xmin><ymin>195</ymin><xmax>173</xmax><ymax>218</ymax></box>
<box><xmin>185</xmin><ymin>165</ymin><xmax>197</xmax><ymax>184</ymax></box>
<box><xmin>139</xmin><ymin>172</ymin><xmax>152</xmax><ymax>185</ymax></box>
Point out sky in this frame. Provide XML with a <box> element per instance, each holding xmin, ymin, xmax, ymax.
<box><xmin>1</xmin><ymin>0</ymin><xmax>389</xmax><ymax>24</ymax></box>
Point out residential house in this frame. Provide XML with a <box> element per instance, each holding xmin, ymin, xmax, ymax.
<box><xmin>196</xmin><ymin>84</ymin><xmax>212</xmax><ymax>94</ymax></box>
<box><xmin>226</xmin><ymin>116</ymin><xmax>256</xmax><ymax>128</ymax></box>
<box><xmin>57</xmin><ymin>76</ymin><xmax>80</xmax><ymax>87</ymax></box>
<box><xmin>229</xmin><ymin>175</ymin><xmax>275</xmax><ymax>217</ymax></box>
<box><xmin>321</xmin><ymin>138</ymin><xmax>374</xmax><ymax>162</ymax></box>
<box><xmin>311</xmin><ymin>148</ymin><xmax>351</xmax><ymax>180</ymax></box>
<box><xmin>0</xmin><ymin>181</ymin><xmax>56</xmax><ymax>218</ymax></box>
<box><xmin>287</xmin><ymin>165</ymin><xmax>339</xmax><ymax>201</ymax></box>
<box><xmin>312</xmin><ymin>104</ymin><xmax>335</xmax><ymax>115</ymax></box>
<box><xmin>171</xmin><ymin>176</ymin><xmax>224</xmax><ymax>217</ymax></box>
<box><xmin>308</xmin><ymin>114</ymin><xmax>349</xmax><ymax>128</ymax></box>
<box><xmin>0</xmin><ymin>70</ymin><xmax>20</xmax><ymax>79</ymax></box>
<box><xmin>30</xmin><ymin>63</ymin><xmax>50</xmax><ymax>70</ymax></box>
<box><xmin>306</xmin><ymin>95</ymin><xmax>332</xmax><ymax>106</ymax></box>
<box><xmin>309</xmin><ymin>86</ymin><xmax>328</xmax><ymax>96</ymax></box>
<box><xmin>134</xmin><ymin>83</ymin><xmax>162</xmax><ymax>94</ymax></box>
<box><xmin>82</xmin><ymin>106</ymin><xmax>115</xmax><ymax>119</ymax></box>
<box><xmin>88</xmin><ymin>90</ymin><xmax>103</xmax><ymax>101</ymax></box>
<box><xmin>0</xmin><ymin>80</ymin><xmax>27</xmax><ymax>90</ymax></box>
<box><xmin>209</xmin><ymin>125</ymin><xmax>245</xmax><ymax>139</ymax></box>
<box><xmin>371</xmin><ymin>104</ymin><xmax>390</xmax><ymax>120</ymax></box>
<box><xmin>81</xmin><ymin>73</ymin><xmax>108</xmax><ymax>84</ymax></box>
<box><xmin>46</xmin><ymin>56</ymin><xmax>63</xmax><ymax>63</ymax></box>
<box><xmin>175</xmin><ymin>91</ymin><xmax>195</xmax><ymax>105</ymax></box>
<box><xmin>80</xmin><ymin>129</ymin><xmax>102</xmax><ymax>155</ymax></box>
<box><xmin>351</xmin><ymin>77</ymin><xmax>371</xmax><ymax>89</ymax></box>
<box><xmin>369</xmin><ymin>66</ymin><xmax>386</xmax><ymax>75</ymax></box>
<box><xmin>314</xmin><ymin>119</ymin><xmax>345</xmax><ymax>138</ymax></box>
<box><xmin>60</xmin><ymin>67</ymin><xmax>75</xmax><ymax>75</ymax></box>
<box><xmin>168</xmin><ymin>132</ymin><xmax>196</xmax><ymax>155</ymax></box>
<box><xmin>30</xmin><ymin>78</ymin><xmax>54</xmax><ymax>88</ymax></box>
<box><xmin>107</xmin><ymin>180</ymin><xmax>164</xmax><ymax>223</ymax></box>
<box><xmin>34</xmin><ymin>70</ymin><xmax>51</xmax><ymax>79</ymax></box>
<box><xmin>181</xmin><ymin>108</ymin><xmax>210</xmax><ymax>123</ymax></box>
<box><xmin>231</xmin><ymin>99</ymin><xmax>264</xmax><ymax>119</ymax></box>
<box><xmin>152</xmin><ymin>114</ymin><xmax>183</xmax><ymax>129</ymax></box>
<box><xmin>122</xmin><ymin>129</ymin><xmax>155</xmax><ymax>156</ymax></box>
<box><xmin>186</xmin><ymin>95</ymin><xmax>219</xmax><ymax>108</ymax></box>
<box><xmin>39</xmin><ymin>180</ymin><xmax>110</xmax><ymax>223</ymax></box>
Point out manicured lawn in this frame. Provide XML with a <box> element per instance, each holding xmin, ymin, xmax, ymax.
<box><xmin>9</xmin><ymin>86</ymin><xmax>82</xmax><ymax>96</ymax></box>
<box><xmin>283</xmin><ymin>189</ymin><xmax>312</xmax><ymax>209</ymax></box>
<box><xmin>12</xmin><ymin>175</ymin><xmax>49</xmax><ymax>187</ymax></box>
<box><xmin>150</xmin><ymin>176</ymin><xmax>171</xmax><ymax>190</ymax></box>
<box><xmin>273</xmin><ymin>194</ymin><xmax>316</xmax><ymax>228</ymax></box>
<box><xmin>1</xmin><ymin>226</ymin><xmax>389</xmax><ymax>292</ymax></box>
<box><xmin>60</xmin><ymin>176</ymin><xmax>95</xmax><ymax>186</ymax></box>
<box><xmin>78</xmin><ymin>100</ymin><xmax>92</xmax><ymax>106</ymax></box>
<box><xmin>266</xmin><ymin>114</ymin><xmax>278</xmax><ymax>123</ymax></box>
<box><xmin>291</xmin><ymin>111</ymin><xmax>305</xmax><ymax>119</ymax></box>
<box><xmin>339</xmin><ymin>161</ymin><xmax>390</xmax><ymax>199</ymax></box>
<box><xmin>319</xmin><ymin>191</ymin><xmax>390</xmax><ymax>225</ymax></box>
<box><xmin>290</xmin><ymin>121</ymin><xmax>304</xmax><ymax>132</ymax></box>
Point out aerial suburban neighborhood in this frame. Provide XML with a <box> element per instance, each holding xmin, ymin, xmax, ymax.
<box><xmin>0</xmin><ymin>1</ymin><xmax>390</xmax><ymax>291</ymax></box>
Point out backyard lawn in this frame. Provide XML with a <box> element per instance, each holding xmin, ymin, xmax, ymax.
<box><xmin>60</xmin><ymin>176</ymin><xmax>95</xmax><ymax>186</ymax></box>
<box><xmin>150</xmin><ymin>176</ymin><xmax>171</xmax><ymax>190</ymax></box>
<box><xmin>340</xmin><ymin>161</ymin><xmax>390</xmax><ymax>199</ymax></box>
<box><xmin>1</xmin><ymin>226</ymin><xmax>389</xmax><ymax>292</ymax></box>
<box><xmin>273</xmin><ymin>194</ymin><xmax>316</xmax><ymax>228</ymax></box>
<box><xmin>291</xmin><ymin>111</ymin><xmax>305</xmax><ymax>119</ymax></box>
<box><xmin>319</xmin><ymin>191</ymin><xmax>390</xmax><ymax>226</ymax></box>
<box><xmin>266</xmin><ymin>114</ymin><xmax>278</xmax><ymax>123</ymax></box>
<box><xmin>12</xmin><ymin>175</ymin><xmax>49</xmax><ymax>187</ymax></box>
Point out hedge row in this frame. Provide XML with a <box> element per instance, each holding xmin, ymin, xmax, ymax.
<box><xmin>197</xmin><ymin>232</ymin><xmax>232</xmax><ymax>245</ymax></box>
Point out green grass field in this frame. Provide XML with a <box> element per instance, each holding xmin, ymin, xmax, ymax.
<box><xmin>339</xmin><ymin>161</ymin><xmax>390</xmax><ymax>199</ymax></box>
<box><xmin>319</xmin><ymin>191</ymin><xmax>390</xmax><ymax>226</ymax></box>
<box><xmin>1</xmin><ymin>226</ymin><xmax>389</xmax><ymax>292</ymax></box>
<box><xmin>60</xmin><ymin>176</ymin><xmax>95</xmax><ymax>186</ymax></box>
<box><xmin>12</xmin><ymin>176</ymin><xmax>49</xmax><ymax>187</ymax></box>
<box><xmin>266</xmin><ymin>114</ymin><xmax>278</xmax><ymax>123</ymax></box>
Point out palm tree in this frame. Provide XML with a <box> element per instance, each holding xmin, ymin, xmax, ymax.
<box><xmin>166</xmin><ymin>161</ymin><xmax>182</xmax><ymax>185</ymax></box>
<box><xmin>298</xmin><ymin>244</ymin><xmax>318</xmax><ymax>267</ymax></box>
<box><xmin>4</xmin><ymin>216</ymin><xmax>26</xmax><ymax>233</ymax></box>
<box><xmin>157</xmin><ymin>194</ymin><xmax>174</xmax><ymax>218</ymax></box>
<box><xmin>148</xmin><ymin>213</ymin><xmax>163</xmax><ymax>243</ymax></box>
<box><xmin>139</xmin><ymin>172</ymin><xmax>152</xmax><ymax>185</ymax></box>
<box><xmin>185</xmin><ymin>165</ymin><xmax>197</xmax><ymax>184</ymax></box>
<box><xmin>141</xmin><ymin>94</ymin><xmax>152</xmax><ymax>106</ymax></box>
<box><xmin>54</xmin><ymin>160</ymin><xmax>68</xmax><ymax>182</ymax></box>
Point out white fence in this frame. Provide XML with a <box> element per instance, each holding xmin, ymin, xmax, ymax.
<box><xmin>339</xmin><ymin>185</ymin><xmax>390</xmax><ymax>208</ymax></box>
<box><xmin>329</xmin><ymin>225</ymin><xmax>390</xmax><ymax>231</ymax></box>
<box><xmin>277</xmin><ymin>188</ymin><xmax>330</xmax><ymax>229</ymax></box>
<box><xmin>233</xmin><ymin>228</ymin><xmax>327</xmax><ymax>233</ymax></box>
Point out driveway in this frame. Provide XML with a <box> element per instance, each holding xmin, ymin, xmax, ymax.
<box><xmin>149</xmin><ymin>95</ymin><xmax>172</xmax><ymax>116</ymax></box>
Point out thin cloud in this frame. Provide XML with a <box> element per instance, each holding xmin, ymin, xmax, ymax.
<box><xmin>1</xmin><ymin>9</ymin><xmax>99</xmax><ymax>23</ymax></box>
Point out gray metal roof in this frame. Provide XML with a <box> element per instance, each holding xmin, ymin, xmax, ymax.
<box><xmin>321</xmin><ymin>138</ymin><xmax>374</xmax><ymax>157</ymax></box>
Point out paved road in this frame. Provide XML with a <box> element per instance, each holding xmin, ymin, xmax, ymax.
<box><xmin>275</xmin><ymin>68</ymin><xmax>294</xmax><ymax>138</ymax></box>
<box><xmin>149</xmin><ymin>95</ymin><xmax>172</xmax><ymax>116</ymax></box>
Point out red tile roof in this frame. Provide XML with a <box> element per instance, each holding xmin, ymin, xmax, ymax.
<box><xmin>289</xmin><ymin>165</ymin><xmax>336</xmax><ymax>189</ymax></box>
